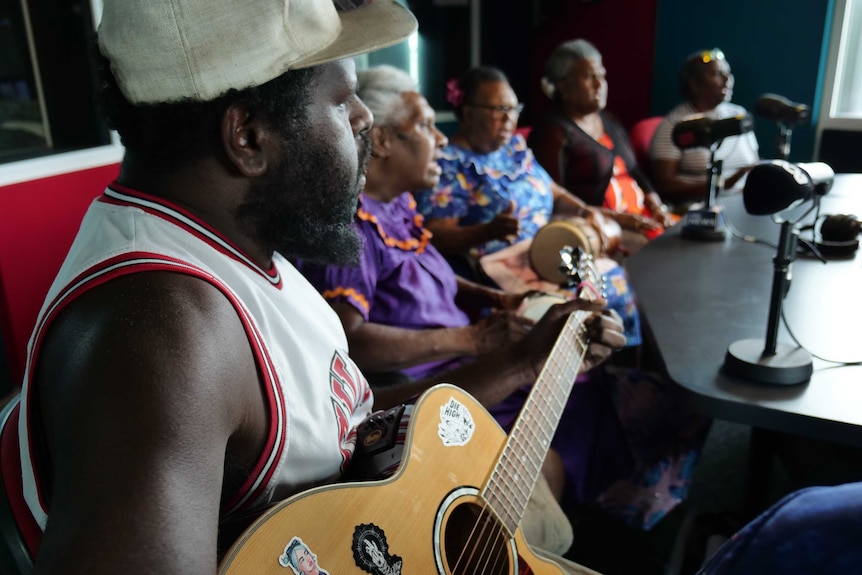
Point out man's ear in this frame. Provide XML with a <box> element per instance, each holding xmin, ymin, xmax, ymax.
<box><xmin>222</xmin><ymin>104</ymin><xmax>271</xmax><ymax>177</ymax></box>
<box><xmin>369</xmin><ymin>125</ymin><xmax>394</xmax><ymax>159</ymax></box>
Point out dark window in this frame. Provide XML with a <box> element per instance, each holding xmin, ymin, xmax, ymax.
<box><xmin>0</xmin><ymin>0</ymin><xmax>110</xmax><ymax>164</ymax></box>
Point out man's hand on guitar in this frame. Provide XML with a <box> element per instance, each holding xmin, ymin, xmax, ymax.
<box><xmin>582</xmin><ymin>308</ymin><xmax>626</xmax><ymax>372</ymax></box>
<box><xmin>516</xmin><ymin>299</ymin><xmax>624</xmax><ymax>380</ymax></box>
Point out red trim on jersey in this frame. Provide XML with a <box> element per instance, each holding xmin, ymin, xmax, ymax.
<box><xmin>1</xmin><ymin>404</ymin><xmax>41</xmax><ymax>557</ymax></box>
<box><xmin>20</xmin><ymin>252</ymin><xmax>286</xmax><ymax>529</ymax></box>
<box><xmin>99</xmin><ymin>182</ymin><xmax>282</xmax><ymax>288</ymax></box>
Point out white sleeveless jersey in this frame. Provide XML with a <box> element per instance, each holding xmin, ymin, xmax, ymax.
<box><xmin>17</xmin><ymin>183</ymin><xmax>374</xmax><ymax>530</ymax></box>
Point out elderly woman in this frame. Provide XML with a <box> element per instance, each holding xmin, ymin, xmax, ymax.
<box><xmin>412</xmin><ymin>66</ymin><xmax>609</xmax><ymax>259</ymax></box>
<box><xmin>649</xmin><ymin>48</ymin><xmax>760</xmax><ymax>212</ymax></box>
<box><xmin>529</xmin><ymin>39</ymin><xmax>675</xmax><ymax>247</ymax></box>
<box><xmin>413</xmin><ymin>65</ymin><xmax>643</xmax><ymax>345</ymax></box>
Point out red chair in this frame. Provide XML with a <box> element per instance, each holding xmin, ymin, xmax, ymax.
<box><xmin>629</xmin><ymin>116</ymin><xmax>663</xmax><ymax>170</ymax></box>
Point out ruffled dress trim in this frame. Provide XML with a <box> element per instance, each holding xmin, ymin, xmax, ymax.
<box><xmin>439</xmin><ymin>134</ymin><xmax>536</xmax><ymax>183</ymax></box>
<box><xmin>357</xmin><ymin>194</ymin><xmax>432</xmax><ymax>254</ymax></box>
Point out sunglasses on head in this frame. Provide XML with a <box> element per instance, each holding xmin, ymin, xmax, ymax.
<box><xmin>700</xmin><ymin>48</ymin><xmax>725</xmax><ymax>64</ymax></box>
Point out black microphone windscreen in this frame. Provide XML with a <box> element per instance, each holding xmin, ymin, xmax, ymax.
<box><xmin>743</xmin><ymin>160</ymin><xmax>816</xmax><ymax>215</ymax></box>
<box><xmin>672</xmin><ymin>113</ymin><xmax>753</xmax><ymax>149</ymax></box>
<box><xmin>754</xmin><ymin>93</ymin><xmax>811</xmax><ymax>125</ymax></box>
<box><xmin>672</xmin><ymin>115</ymin><xmax>712</xmax><ymax>149</ymax></box>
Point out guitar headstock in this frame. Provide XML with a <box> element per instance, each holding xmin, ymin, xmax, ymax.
<box><xmin>557</xmin><ymin>246</ymin><xmax>605</xmax><ymax>302</ymax></box>
<box><xmin>518</xmin><ymin>245</ymin><xmax>607</xmax><ymax>322</ymax></box>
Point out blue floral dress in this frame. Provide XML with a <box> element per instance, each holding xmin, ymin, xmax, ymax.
<box><xmin>414</xmin><ymin>135</ymin><xmax>554</xmax><ymax>257</ymax></box>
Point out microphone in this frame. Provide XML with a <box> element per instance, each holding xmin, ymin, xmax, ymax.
<box><xmin>742</xmin><ymin>160</ymin><xmax>834</xmax><ymax>215</ymax></box>
<box><xmin>672</xmin><ymin>113</ymin><xmax>754</xmax><ymax>150</ymax></box>
<box><xmin>754</xmin><ymin>93</ymin><xmax>810</xmax><ymax>125</ymax></box>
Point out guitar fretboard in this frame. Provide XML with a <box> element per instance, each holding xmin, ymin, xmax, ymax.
<box><xmin>482</xmin><ymin>309</ymin><xmax>590</xmax><ymax>534</ymax></box>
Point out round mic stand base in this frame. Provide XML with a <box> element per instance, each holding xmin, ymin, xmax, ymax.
<box><xmin>723</xmin><ymin>338</ymin><xmax>812</xmax><ymax>385</ymax></box>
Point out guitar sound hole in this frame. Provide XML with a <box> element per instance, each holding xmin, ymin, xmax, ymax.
<box><xmin>443</xmin><ymin>501</ymin><xmax>512</xmax><ymax>575</ymax></box>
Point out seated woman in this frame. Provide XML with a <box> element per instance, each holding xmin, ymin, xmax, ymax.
<box><xmin>413</xmin><ymin>65</ymin><xmax>641</xmax><ymax>346</ymax></box>
<box><xmin>299</xmin><ymin>65</ymin><xmax>710</xmax><ymax>534</ymax></box>
<box><xmin>649</xmin><ymin>48</ymin><xmax>760</xmax><ymax>213</ymax></box>
<box><xmin>529</xmin><ymin>39</ymin><xmax>676</xmax><ymax>253</ymax></box>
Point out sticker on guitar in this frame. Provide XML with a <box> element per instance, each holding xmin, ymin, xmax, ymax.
<box><xmin>278</xmin><ymin>537</ymin><xmax>330</xmax><ymax>575</ymax></box>
<box><xmin>352</xmin><ymin>523</ymin><xmax>403</xmax><ymax>575</ymax></box>
<box><xmin>437</xmin><ymin>396</ymin><xmax>475</xmax><ymax>446</ymax></box>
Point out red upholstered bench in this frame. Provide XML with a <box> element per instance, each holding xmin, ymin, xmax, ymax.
<box><xmin>0</xmin><ymin>163</ymin><xmax>120</xmax><ymax>391</ymax></box>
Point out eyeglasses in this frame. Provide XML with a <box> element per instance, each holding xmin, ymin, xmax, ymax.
<box><xmin>700</xmin><ymin>48</ymin><xmax>725</xmax><ymax>64</ymax></box>
<box><xmin>467</xmin><ymin>103</ymin><xmax>525</xmax><ymax>118</ymax></box>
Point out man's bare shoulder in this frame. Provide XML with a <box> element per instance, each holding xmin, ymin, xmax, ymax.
<box><xmin>35</xmin><ymin>270</ymin><xmax>262</xmax><ymax>443</ymax></box>
<box><xmin>28</xmin><ymin>271</ymin><xmax>266</xmax><ymax>574</ymax></box>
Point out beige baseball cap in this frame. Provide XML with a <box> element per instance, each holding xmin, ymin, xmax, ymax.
<box><xmin>98</xmin><ymin>0</ymin><xmax>418</xmax><ymax>104</ymax></box>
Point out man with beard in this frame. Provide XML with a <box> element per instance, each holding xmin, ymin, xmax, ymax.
<box><xmin>0</xmin><ymin>1</ymin><xmax>625</xmax><ymax>574</ymax></box>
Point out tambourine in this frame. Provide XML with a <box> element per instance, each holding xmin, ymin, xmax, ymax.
<box><xmin>529</xmin><ymin>217</ymin><xmax>614</xmax><ymax>284</ymax></box>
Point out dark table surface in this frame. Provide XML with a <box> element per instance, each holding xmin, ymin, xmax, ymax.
<box><xmin>626</xmin><ymin>173</ymin><xmax>862</xmax><ymax>447</ymax></box>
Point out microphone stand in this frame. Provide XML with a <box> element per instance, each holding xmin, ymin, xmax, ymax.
<box><xmin>681</xmin><ymin>145</ymin><xmax>727</xmax><ymax>241</ymax></box>
<box><xmin>723</xmin><ymin>207</ymin><xmax>815</xmax><ymax>385</ymax></box>
<box><xmin>776</xmin><ymin>122</ymin><xmax>793</xmax><ymax>160</ymax></box>
<box><xmin>705</xmin><ymin>156</ymin><xmax>722</xmax><ymax>209</ymax></box>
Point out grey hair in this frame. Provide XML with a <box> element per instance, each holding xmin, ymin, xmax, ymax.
<box><xmin>541</xmin><ymin>39</ymin><xmax>603</xmax><ymax>99</ymax></box>
<box><xmin>356</xmin><ymin>64</ymin><xmax>417</xmax><ymax>127</ymax></box>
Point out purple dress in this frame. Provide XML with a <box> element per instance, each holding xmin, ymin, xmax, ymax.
<box><xmin>296</xmin><ymin>192</ymin><xmax>709</xmax><ymax>529</ymax></box>
<box><xmin>296</xmin><ymin>193</ymin><xmax>470</xmax><ymax>381</ymax></box>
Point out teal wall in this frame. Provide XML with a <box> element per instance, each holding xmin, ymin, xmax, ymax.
<box><xmin>650</xmin><ymin>0</ymin><xmax>834</xmax><ymax>162</ymax></box>
<box><xmin>357</xmin><ymin>0</ymin><xmax>836</xmax><ymax>164</ymax></box>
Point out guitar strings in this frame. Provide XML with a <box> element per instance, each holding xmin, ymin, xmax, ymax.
<box><xmin>451</xmin><ymin>503</ymin><xmax>506</xmax><ymax>574</ymax></box>
<box><xmin>451</xmin><ymin>316</ymin><xmax>589</xmax><ymax>573</ymax></box>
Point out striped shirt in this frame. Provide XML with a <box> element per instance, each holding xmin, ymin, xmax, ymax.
<box><xmin>649</xmin><ymin>101</ymin><xmax>759</xmax><ymax>191</ymax></box>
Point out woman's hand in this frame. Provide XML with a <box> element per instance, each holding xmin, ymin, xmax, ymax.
<box><xmin>467</xmin><ymin>310</ymin><xmax>534</xmax><ymax>356</ymax></box>
<box><xmin>582</xmin><ymin>207</ymin><xmax>616</xmax><ymax>250</ymax></box>
<box><xmin>724</xmin><ymin>166</ymin><xmax>754</xmax><ymax>190</ymax></box>
<box><xmin>484</xmin><ymin>200</ymin><xmax>520</xmax><ymax>242</ymax></box>
<box><xmin>612</xmin><ymin>212</ymin><xmax>663</xmax><ymax>234</ymax></box>
<box><xmin>644</xmin><ymin>193</ymin><xmax>677</xmax><ymax>228</ymax></box>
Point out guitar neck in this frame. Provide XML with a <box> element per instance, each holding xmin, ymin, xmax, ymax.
<box><xmin>483</xmin><ymin>309</ymin><xmax>589</xmax><ymax>534</ymax></box>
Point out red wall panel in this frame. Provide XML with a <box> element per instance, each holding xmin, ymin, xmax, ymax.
<box><xmin>529</xmin><ymin>0</ymin><xmax>659</xmax><ymax>131</ymax></box>
<box><xmin>0</xmin><ymin>163</ymin><xmax>120</xmax><ymax>386</ymax></box>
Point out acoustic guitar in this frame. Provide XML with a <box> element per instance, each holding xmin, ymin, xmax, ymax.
<box><xmin>218</xmin><ymin>248</ymin><xmax>602</xmax><ymax>575</ymax></box>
